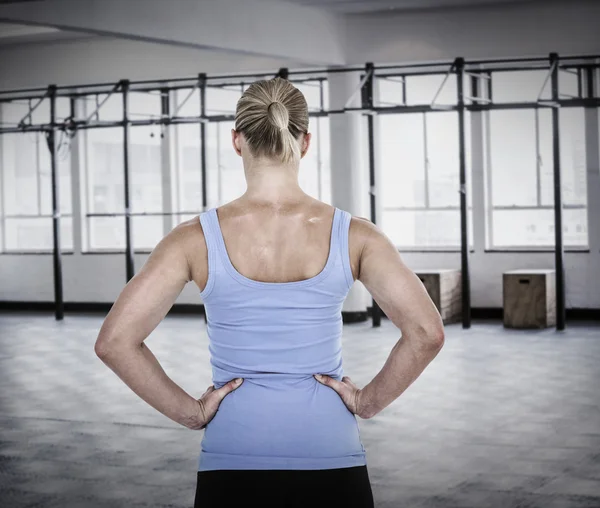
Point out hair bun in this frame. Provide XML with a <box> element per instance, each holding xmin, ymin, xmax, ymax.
<box><xmin>266</xmin><ymin>101</ymin><xmax>289</xmax><ymax>132</ymax></box>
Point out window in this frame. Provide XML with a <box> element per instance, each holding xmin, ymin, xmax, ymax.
<box><xmin>0</xmin><ymin>99</ymin><xmax>73</xmax><ymax>252</ymax></box>
<box><xmin>379</xmin><ymin>111</ymin><xmax>472</xmax><ymax>248</ymax></box>
<box><xmin>487</xmin><ymin>107</ymin><xmax>587</xmax><ymax>248</ymax></box>
<box><xmin>83</xmin><ymin>91</ymin><xmax>163</xmax><ymax>251</ymax></box>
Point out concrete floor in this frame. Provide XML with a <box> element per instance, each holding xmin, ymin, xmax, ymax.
<box><xmin>0</xmin><ymin>311</ymin><xmax>599</xmax><ymax>508</ymax></box>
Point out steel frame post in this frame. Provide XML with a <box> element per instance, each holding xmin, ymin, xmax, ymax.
<box><xmin>362</xmin><ymin>62</ymin><xmax>382</xmax><ymax>327</ymax></box>
<box><xmin>122</xmin><ymin>80</ymin><xmax>135</xmax><ymax>282</ymax></box>
<box><xmin>455</xmin><ymin>57</ymin><xmax>471</xmax><ymax>329</ymax></box>
<box><xmin>48</xmin><ymin>85</ymin><xmax>64</xmax><ymax>320</ymax></box>
<box><xmin>550</xmin><ymin>53</ymin><xmax>566</xmax><ymax>330</ymax></box>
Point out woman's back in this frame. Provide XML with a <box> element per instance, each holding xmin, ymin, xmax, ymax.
<box><xmin>195</xmin><ymin>198</ymin><xmax>366</xmax><ymax>471</ymax></box>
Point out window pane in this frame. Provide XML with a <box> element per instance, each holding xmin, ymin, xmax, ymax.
<box><xmin>2</xmin><ymin>132</ymin><xmax>40</xmax><ymax>215</ymax></box>
<box><xmin>489</xmin><ymin>107</ymin><xmax>588</xmax><ymax>248</ymax></box>
<box><xmin>376</xmin><ymin>76</ymin><xmax>404</xmax><ymax>106</ymax></box>
<box><xmin>218</xmin><ymin>122</ymin><xmax>245</xmax><ymax>203</ymax></box>
<box><xmin>176</xmin><ymin>123</ymin><xmax>203</xmax><ymax>213</ymax></box>
<box><xmin>489</xmin><ymin>109</ymin><xmax>538</xmax><ymax>206</ymax></box>
<box><xmin>539</xmin><ymin>107</ymin><xmax>587</xmax><ymax>207</ymax></box>
<box><xmin>299</xmin><ymin>116</ymin><xmax>329</xmax><ymax>199</ymax></box>
<box><xmin>88</xmin><ymin>216</ymin><xmax>124</xmax><ymax>250</ymax></box>
<box><xmin>491</xmin><ymin>69</ymin><xmax>579</xmax><ymax>103</ymax></box>
<box><xmin>492</xmin><ymin>208</ymin><xmax>588</xmax><ymax>247</ymax></box>
<box><xmin>206</xmin><ymin>86</ymin><xmax>240</xmax><ymax>115</ymax></box>
<box><xmin>175</xmin><ymin>88</ymin><xmax>200</xmax><ymax>118</ymax></box>
<box><xmin>294</xmin><ymin>80</ymin><xmax>323</xmax><ymax>112</ymax></box>
<box><xmin>129</xmin><ymin>91</ymin><xmax>161</xmax><ymax>119</ymax></box>
<box><xmin>86</xmin><ymin>128</ymin><xmax>124</xmax><ymax>249</ymax></box>
<box><xmin>205</xmin><ymin>123</ymin><xmax>220</xmax><ymax>207</ymax></box>
<box><xmin>1</xmin><ymin>101</ymin><xmax>73</xmax><ymax>251</ymax></box>
<box><xmin>382</xmin><ymin>209</ymin><xmax>464</xmax><ymax>248</ymax></box>
<box><xmin>426</xmin><ymin>112</ymin><xmax>460</xmax><ymax>207</ymax></box>
<box><xmin>91</xmin><ymin>92</ymin><xmax>123</xmax><ymax>122</ymax></box>
<box><xmin>5</xmin><ymin>217</ymin><xmax>73</xmax><ymax>251</ymax></box>
<box><xmin>132</xmin><ymin>216</ymin><xmax>163</xmax><ymax>250</ymax></box>
<box><xmin>379</xmin><ymin>114</ymin><xmax>426</xmax><ymax>207</ymax></box>
<box><xmin>406</xmin><ymin>74</ymin><xmax>457</xmax><ymax>106</ymax></box>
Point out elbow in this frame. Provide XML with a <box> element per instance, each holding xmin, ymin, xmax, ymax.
<box><xmin>417</xmin><ymin>322</ymin><xmax>445</xmax><ymax>351</ymax></box>
<box><xmin>428</xmin><ymin>325</ymin><xmax>445</xmax><ymax>350</ymax></box>
<box><xmin>94</xmin><ymin>332</ymin><xmax>118</xmax><ymax>359</ymax></box>
<box><xmin>94</xmin><ymin>339</ymin><xmax>111</xmax><ymax>359</ymax></box>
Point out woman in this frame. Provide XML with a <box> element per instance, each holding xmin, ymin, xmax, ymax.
<box><xmin>94</xmin><ymin>77</ymin><xmax>445</xmax><ymax>507</ymax></box>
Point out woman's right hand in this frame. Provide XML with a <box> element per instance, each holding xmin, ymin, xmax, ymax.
<box><xmin>192</xmin><ymin>378</ymin><xmax>244</xmax><ymax>430</ymax></box>
<box><xmin>314</xmin><ymin>374</ymin><xmax>370</xmax><ymax>419</ymax></box>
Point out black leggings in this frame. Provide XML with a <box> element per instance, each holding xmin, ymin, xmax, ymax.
<box><xmin>194</xmin><ymin>465</ymin><xmax>375</xmax><ymax>508</ymax></box>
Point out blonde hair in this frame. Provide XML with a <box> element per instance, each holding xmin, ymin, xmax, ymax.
<box><xmin>234</xmin><ymin>77</ymin><xmax>309</xmax><ymax>164</ymax></box>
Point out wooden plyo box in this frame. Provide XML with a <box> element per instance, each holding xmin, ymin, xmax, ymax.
<box><xmin>503</xmin><ymin>269</ymin><xmax>556</xmax><ymax>329</ymax></box>
<box><xmin>415</xmin><ymin>269</ymin><xmax>462</xmax><ymax>324</ymax></box>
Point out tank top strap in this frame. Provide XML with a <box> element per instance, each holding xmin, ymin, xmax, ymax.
<box><xmin>336</xmin><ymin>208</ymin><xmax>355</xmax><ymax>290</ymax></box>
<box><xmin>198</xmin><ymin>208</ymin><xmax>219</xmax><ymax>299</ymax></box>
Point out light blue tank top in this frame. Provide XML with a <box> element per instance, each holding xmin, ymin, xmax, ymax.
<box><xmin>197</xmin><ymin>206</ymin><xmax>367</xmax><ymax>471</ymax></box>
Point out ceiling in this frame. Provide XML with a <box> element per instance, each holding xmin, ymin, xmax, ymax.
<box><xmin>284</xmin><ymin>0</ymin><xmax>539</xmax><ymax>13</ymax></box>
<box><xmin>0</xmin><ymin>22</ymin><xmax>93</xmax><ymax>45</ymax></box>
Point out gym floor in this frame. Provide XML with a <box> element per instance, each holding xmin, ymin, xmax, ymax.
<box><xmin>0</xmin><ymin>311</ymin><xmax>599</xmax><ymax>508</ymax></box>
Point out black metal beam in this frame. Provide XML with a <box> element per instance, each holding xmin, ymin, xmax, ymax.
<box><xmin>122</xmin><ymin>79</ymin><xmax>135</xmax><ymax>282</ymax></box>
<box><xmin>455</xmin><ymin>57</ymin><xmax>471</xmax><ymax>329</ymax></box>
<box><xmin>46</xmin><ymin>84</ymin><xmax>64</xmax><ymax>321</ymax></box>
<box><xmin>361</xmin><ymin>62</ymin><xmax>382</xmax><ymax>328</ymax></box>
<box><xmin>550</xmin><ymin>53</ymin><xmax>566</xmax><ymax>331</ymax></box>
<box><xmin>199</xmin><ymin>73</ymin><xmax>208</xmax><ymax>212</ymax></box>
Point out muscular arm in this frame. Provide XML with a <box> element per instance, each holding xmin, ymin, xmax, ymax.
<box><xmin>93</xmin><ymin>218</ymin><xmax>208</xmax><ymax>429</ymax></box>
<box><xmin>353</xmin><ymin>217</ymin><xmax>445</xmax><ymax>419</ymax></box>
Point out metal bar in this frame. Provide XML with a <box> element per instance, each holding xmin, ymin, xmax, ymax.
<box><xmin>199</xmin><ymin>74</ymin><xmax>208</xmax><ymax>212</ymax></box>
<box><xmin>455</xmin><ymin>57</ymin><xmax>471</xmax><ymax>329</ymax></box>
<box><xmin>1</xmin><ymin>56</ymin><xmax>597</xmax><ymax>100</ymax></box>
<box><xmin>35</xmin><ymin>123</ymin><xmax>42</xmax><ymax>214</ymax></box>
<box><xmin>122</xmin><ymin>79</ymin><xmax>135</xmax><ymax>282</ymax></box>
<box><xmin>550</xmin><ymin>53</ymin><xmax>566</xmax><ymax>331</ymax></box>
<box><xmin>423</xmin><ymin>114</ymin><xmax>430</xmax><ymax>208</ymax></box>
<box><xmin>362</xmin><ymin>62</ymin><xmax>381</xmax><ymax>327</ymax></box>
<box><xmin>535</xmin><ymin>109</ymin><xmax>542</xmax><ymax>207</ymax></box>
<box><xmin>47</xmin><ymin>84</ymin><xmax>64</xmax><ymax>321</ymax></box>
<box><xmin>2</xmin><ymin>97</ymin><xmax>598</xmax><ymax>135</ymax></box>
